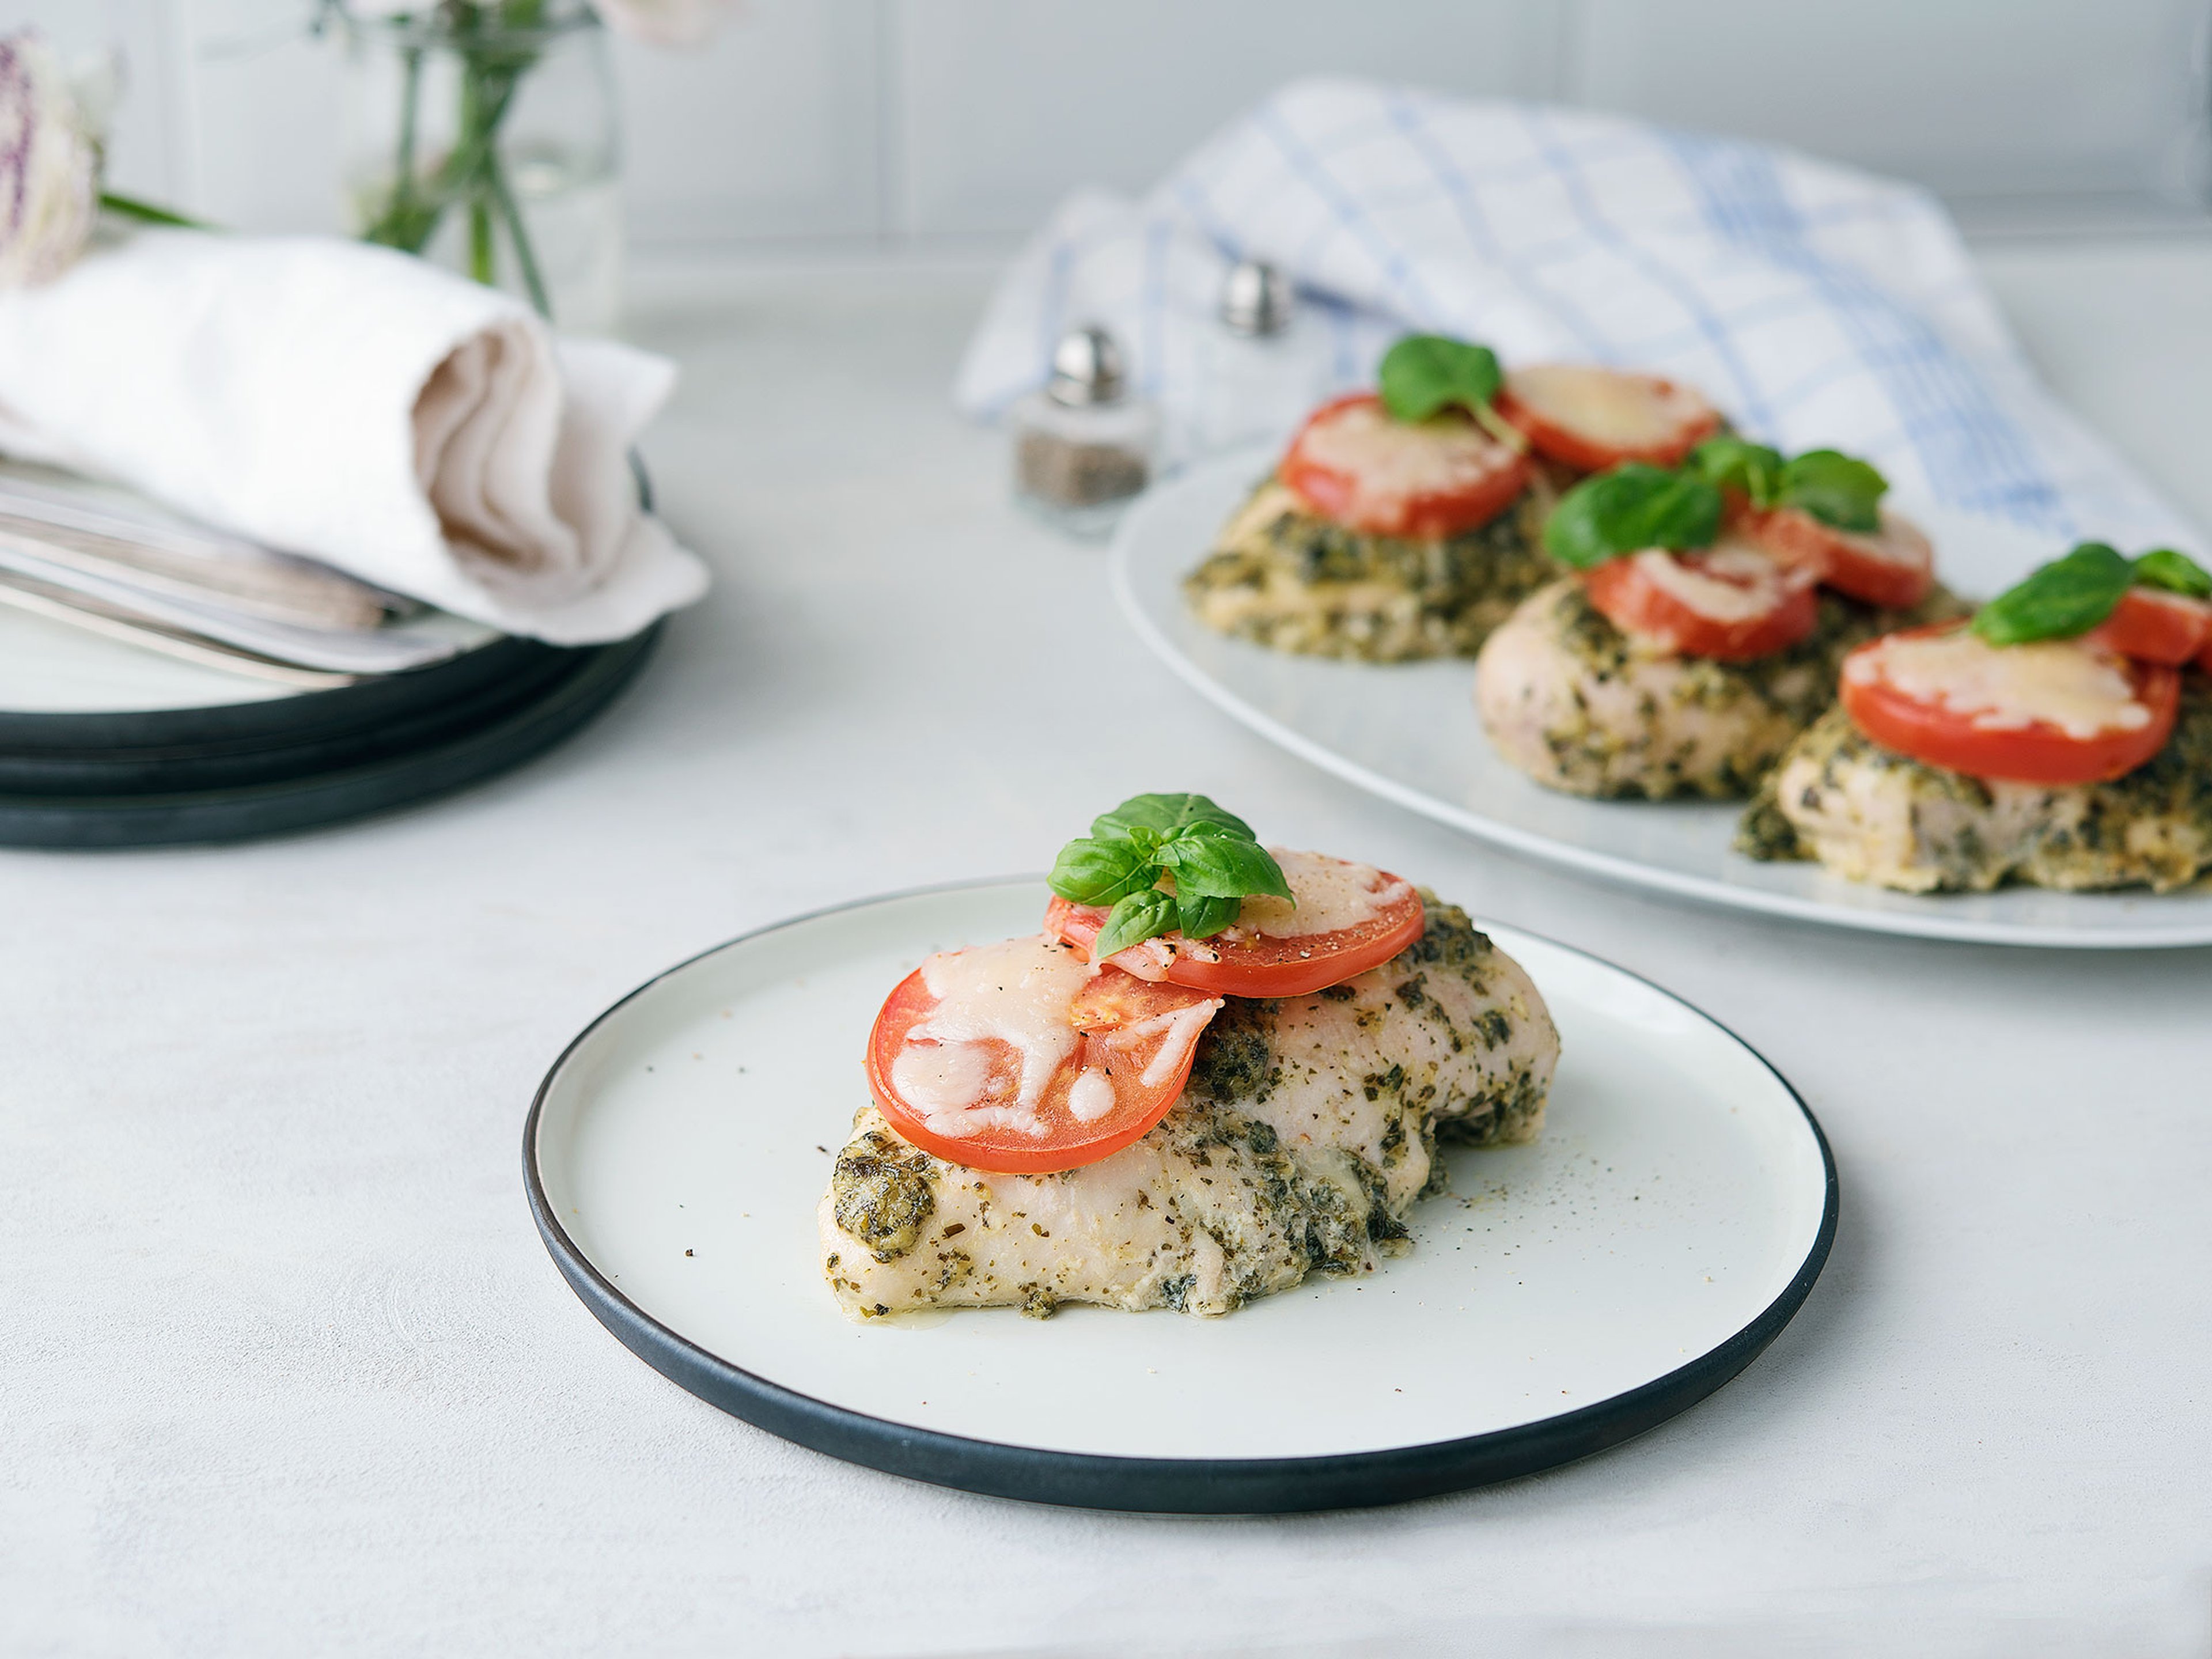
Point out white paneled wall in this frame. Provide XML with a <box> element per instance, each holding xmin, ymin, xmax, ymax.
<box><xmin>887</xmin><ymin>1</ymin><xmax>1569</xmax><ymax>237</ymax></box>
<box><xmin>1569</xmin><ymin>0</ymin><xmax>2210</xmax><ymax>202</ymax></box>
<box><xmin>618</xmin><ymin>3</ymin><xmax>880</xmax><ymax>245</ymax></box>
<box><xmin>9</xmin><ymin>0</ymin><xmax>2210</xmax><ymax>249</ymax></box>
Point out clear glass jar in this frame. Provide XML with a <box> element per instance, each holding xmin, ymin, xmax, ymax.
<box><xmin>338</xmin><ymin>2</ymin><xmax>624</xmax><ymax>332</ymax></box>
<box><xmin>1188</xmin><ymin>259</ymin><xmax>1332</xmax><ymax>461</ymax></box>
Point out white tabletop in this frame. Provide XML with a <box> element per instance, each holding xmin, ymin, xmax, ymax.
<box><xmin>9</xmin><ymin>244</ymin><xmax>2211</xmax><ymax>1658</ymax></box>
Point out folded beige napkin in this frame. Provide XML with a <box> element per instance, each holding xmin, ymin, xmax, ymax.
<box><xmin>0</xmin><ymin>227</ymin><xmax>707</xmax><ymax>644</ymax></box>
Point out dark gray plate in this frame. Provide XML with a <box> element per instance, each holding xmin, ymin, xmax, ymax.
<box><xmin>0</xmin><ymin>624</ymin><xmax>659</xmax><ymax>847</ymax></box>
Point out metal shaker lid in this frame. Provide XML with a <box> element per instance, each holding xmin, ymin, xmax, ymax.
<box><xmin>1219</xmin><ymin>259</ymin><xmax>1294</xmax><ymax>336</ymax></box>
<box><xmin>1047</xmin><ymin>325</ymin><xmax>1127</xmax><ymax>407</ymax></box>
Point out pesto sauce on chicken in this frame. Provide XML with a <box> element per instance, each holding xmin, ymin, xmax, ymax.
<box><xmin>1183</xmin><ymin>476</ymin><xmax>1563</xmax><ymax>662</ymax></box>
<box><xmin>1475</xmin><ymin>578</ymin><xmax>1967</xmax><ymax>800</ymax></box>
<box><xmin>1738</xmin><ymin>671</ymin><xmax>2212</xmax><ymax>893</ymax></box>
<box><xmin>820</xmin><ymin>897</ymin><xmax>1558</xmax><ymax>1320</ymax></box>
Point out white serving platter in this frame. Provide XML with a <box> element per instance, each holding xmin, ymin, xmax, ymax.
<box><xmin>525</xmin><ymin>878</ymin><xmax>1835</xmax><ymax>1513</ymax></box>
<box><xmin>1109</xmin><ymin>449</ymin><xmax>2212</xmax><ymax>949</ymax></box>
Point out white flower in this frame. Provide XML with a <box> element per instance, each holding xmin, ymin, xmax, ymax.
<box><xmin>0</xmin><ymin>32</ymin><xmax>100</xmax><ymax>287</ymax></box>
<box><xmin>592</xmin><ymin>0</ymin><xmax>744</xmax><ymax>49</ymax></box>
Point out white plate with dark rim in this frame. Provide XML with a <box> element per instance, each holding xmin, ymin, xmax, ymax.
<box><xmin>525</xmin><ymin>877</ymin><xmax>1836</xmax><ymax>1514</ymax></box>
<box><xmin>1112</xmin><ymin>449</ymin><xmax>2212</xmax><ymax>949</ymax></box>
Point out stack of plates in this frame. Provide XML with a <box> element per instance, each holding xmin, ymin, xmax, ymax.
<box><xmin>0</xmin><ymin>602</ymin><xmax>658</xmax><ymax>847</ymax></box>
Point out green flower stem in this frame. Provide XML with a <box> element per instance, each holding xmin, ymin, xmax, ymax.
<box><xmin>459</xmin><ymin>55</ymin><xmax>494</xmax><ymax>284</ymax></box>
<box><xmin>355</xmin><ymin>6</ymin><xmax>555</xmax><ymax>320</ymax></box>
<box><xmin>488</xmin><ymin>157</ymin><xmax>550</xmax><ymax>318</ymax></box>
<box><xmin>469</xmin><ymin>201</ymin><xmax>495</xmax><ymax>283</ymax></box>
<box><xmin>98</xmin><ymin>192</ymin><xmax>206</xmax><ymax>229</ymax></box>
<box><xmin>392</xmin><ymin>44</ymin><xmax>423</xmax><ymax>214</ymax></box>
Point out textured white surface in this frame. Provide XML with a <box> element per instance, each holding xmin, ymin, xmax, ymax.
<box><xmin>5</xmin><ymin>258</ymin><xmax>2211</xmax><ymax>1657</ymax></box>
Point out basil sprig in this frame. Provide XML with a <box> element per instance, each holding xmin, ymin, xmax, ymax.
<box><xmin>1782</xmin><ymin>450</ymin><xmax>1887</xmax><ymax>533</ymax></box>
<box><xmin>1543</xmin><ymin>463</ymin><xmax>1722</xmax><ymax>570</ymax></box>
<box><xmin>1048</xmin><ymin>793</ymin><xmax>1293</xmax><ymax>961</ymax></box>
<box><xmin>1973</xmin><ymin>542</ymin><xmax>2212</xmax><ymax>646</ymax></box>
<box><xmin>2134</xmin><ymin>547</ymin><xmax>2212</xmax><ymax>600</ymax></box>
<box><xmin>1689</xmin><ymin>438</ymin><xmax>1887</xmax><ymax>533</ymax></box>
<box><xmin>1378</xmin><ymin>334</ymin><xmax>1503</xmax><ymax>423</ymax></box>
<box><xmin>1690</xmin><ymin>435</ymin><xmax>1785</xmax><ymax>507</ymax></box>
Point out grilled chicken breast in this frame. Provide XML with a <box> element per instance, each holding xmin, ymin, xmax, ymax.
<box><xmin>1475</xmin><ymin>578</ymin><xmax>1961</xmax><ymax>799</ymax></box>
<box><xmin>1737</xmin><ymin>677</ymin><xmax>2212</xmax><ymax>892</ymax></box>
<box><xmin>1183</xmin><ymin>478</ymin><xmax>1560</xmax><ymax>662</ymax></box>
<box><xmin>820</xmin><ymin>897</ymin><xmax>1558</xmax><ymax>1320</ymax></box>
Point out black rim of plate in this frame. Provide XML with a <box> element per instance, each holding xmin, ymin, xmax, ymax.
<box><xmin>0</xmin><ymin>622</ymin><xmax>571</xmax><ymax>756</ymax></box>
<box><xmin>0</xmin><ymin>640</ymin><xmax>588</xmax><ymax>793</ymax></box>
<box><xmin>524</xmin><ymin>878</ymin><xmax>1840</xmax><ymax>1516</ymax></box>
<box><xmin>0</xmin><ymin>623</ymin><xmax>660</xmax><ymax>848</ymax></box>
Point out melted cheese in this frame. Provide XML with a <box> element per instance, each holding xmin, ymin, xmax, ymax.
<box><xmin>1846</xmin><ymin>631</ymin><xmax>2150</xmax><ymax>739</ymax></box>
<box><xmin>1841</xmin><ymin>510</ymin><xmax>1929</xmax><ymax>570</ymax></box>
<box><xmin>902</xmin><ymin>935</ymin><xmax>1097</xmax><ymax>1137</ymax></box>
<box><xmin>1631</xmin><ymin>544</ymin><xmax>1789</xmax><ymax>623</ymax></box>
<box><xmin>1297</xmin><ymin>399</ymin><xmax>1512</xmax><ymax>514</ymax></box>
<box><xmin>1507</xmin><ymin>363</ymin><xmax>1696</xmax><ymax>445</ymax></box>
<box><xmin>1065</xmin><ymin>1067</ymin><xmax>1116</xmax><ymax>1123</ymax></box>
<box><xmin>1123</xmin><ymin>1001</ymin><xmax>1222</xmax><ymax>1086</ymax></box>
<box><xmin>1229</xmin><ymin>848</ymin><xmax>1413</xmax><ymax>940</ymax></box>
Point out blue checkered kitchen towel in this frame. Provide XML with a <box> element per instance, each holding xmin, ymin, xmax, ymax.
<box><xmin>955</xmin><ymin>78</ymin><xmax>2195</xmax><ymax>550</ymax></box>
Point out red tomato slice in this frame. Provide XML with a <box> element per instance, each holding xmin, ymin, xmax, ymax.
<box><xmin>1044</xmin><ymin>851</ymin><xmax>1425</xmax><ymax>998</ymax></box>
<box><xmin>1739</xmin><ymin>505</ymin><xmax>1936</xmax><ymax>611</ymax></box>
<box><xmin>1279</xmin><ymin>392</ymin><xmax>1531</xmax><ymax>540</ymax></box>
<box><xmin>866</xmin><ymin>935</ymin><xmax>1221</xmax><ymax>1175</ymax></box>
<box><xmin>1839</xmin><ymin>622</ymin><xmax>2179</xmax><ymax>786</ymax></box>
<box><xmin>1494</xmin><ymin>363</ymin><xmax>1721</xmax><ymax>473</ymax></box>
<box><xmin>1581</xmin><ymin>544</ymin><xmax>1819</xmax><ymax>661</ymax></box>
<box><xmin>2085</xmin><ymin>585</ymin><xmax>2212</xmax><ymax>666</ymax></box>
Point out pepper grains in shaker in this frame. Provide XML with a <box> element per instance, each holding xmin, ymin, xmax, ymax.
<box><xmin>1011</xmin><ymin>325</ymin><xmax>1158</xmax><ymax>537</ymax></box>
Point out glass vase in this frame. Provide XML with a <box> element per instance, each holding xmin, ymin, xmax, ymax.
<box><xmin>338</xmin><ymin>2</ymin><xmax>624</xmax><ymax>332</ymax></box>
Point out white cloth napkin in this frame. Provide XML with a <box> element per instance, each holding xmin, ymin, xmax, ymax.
<box><xmin>956</xmin><ymin>78</ymin><xmax>2197</xmax><ymax>551</ymax></box>
<box><xmin>0</xmin><ymin>228</ymin><xmax>708</xmax><ymax>644</ymax></box>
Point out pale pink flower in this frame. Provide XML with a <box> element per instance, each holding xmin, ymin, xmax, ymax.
<box><xmin>0</xmin><ymin>32</ymin><xmax>99</xmax><ymax>287</ymax></box>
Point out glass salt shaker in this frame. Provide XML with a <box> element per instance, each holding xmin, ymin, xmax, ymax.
<box><xmin>1010</xmin><ymin>325</ymin><xmax>1158</xmax><ymax>539</ymax></box>
<box><xmin>1190</xmin><ymin>259</ymin><xmax>1332</xmax><ymax>460</ymax></box>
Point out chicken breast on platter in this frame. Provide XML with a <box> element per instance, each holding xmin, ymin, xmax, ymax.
<box><xmin>1474</xmin><ymin>578</ymin><xmax>1960</xmax><ymax>800</ymax></box>
<box><xmin>1737</xmin><ymin>681</ymin><xmax>2212</xmax><ymax>893</ymax></box>
<box><xmin>820</xmin><ymin>896</ymin><xmax>1558</xmax><ymax>1320</ymax></box>
<box><xmin>1183</xmin><ymin>478</ymin><xmax>1560</xmax><ymax>663</ymax></box>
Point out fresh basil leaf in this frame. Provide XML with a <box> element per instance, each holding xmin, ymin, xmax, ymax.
<box><xmin>1690</xmin><ymin>437</ymin><xmax>1785</xmax><ymax>509</ymax></box>
<box><xmin>1378</xmin><ymin>334</ymin><xmax>1502</xmax><ymax>423</ymax></box>
<box><xmin>1092</xmin><ymin>888</ymin><xmax>1179</xmax><ymax>961</ymax></box>
<box><xmin>1780</xmin><ymin>449</ymin><xmax>1885</xmax><ymax>533</ymax></box>
<box><xmin>1176</xmin><ymin>891</ymin><xmax>1243</xmax><ymax>940</ymax></box>
<box><xmin>1091</xmin><ymin>793</ymin><xmax>1253</xmax><ymax>843</ymax></box>
<box><xmin>1155</xmin><ymin>834</ymin><xmax>1293</xmax><ymax>902</ymax></box>
<box><xmin>1972</xmin><ymin>542</ymin><xmax>2134</xmax><ymax>646</ymax></box>
<box><xmin>1164</xmin><ymin>818</ymin><xmax>1249</xmax><ymax>843</ymax></box>
<box><xmin>1543</xmin><ymin>463</ymin><xmax>1723</xmax><ymax>569</ymax></box>
<box><xmin>2133</xmin><ymin>547</ymin><xmax>2212</xmax><ymax>600</ymax></box>
<box><xmin>1046</xmin><ymin>837</ymin><xmax>1158</xmax><ymax>906</ymax></box>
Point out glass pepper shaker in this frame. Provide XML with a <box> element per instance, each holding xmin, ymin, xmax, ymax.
<box><xmin>1010</xmin><ymin>325</ymin><xmax>1158</xmax><ymax>539</ymax></box>
<box><xmin>1190</xmin><ymin>259</ymin><xmax>1331</xmax><ymax>461</ymax></box>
